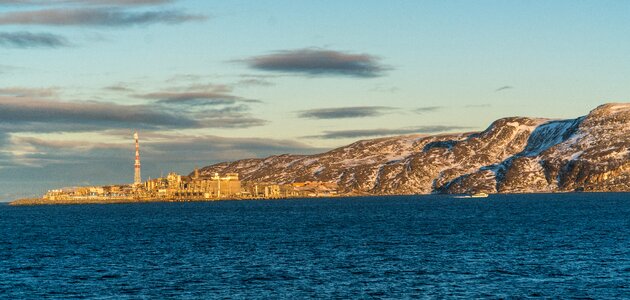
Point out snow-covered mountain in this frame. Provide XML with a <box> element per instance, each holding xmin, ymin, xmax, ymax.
<box><xmin>198</xmin><ymin>103</ymin><xmax>630</xmax><ymax>194</ymax></box>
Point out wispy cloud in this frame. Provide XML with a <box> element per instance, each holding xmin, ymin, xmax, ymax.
<box><xmin>0</xmin><ymin>85</ymin><xmax>268</xmax><ymax>133</ymax></box>
<box><xmin>0</xmin><ymin>132</ymin><xmax>9</xmax><ymax>147</ymax></box>
<box><xmin>465</xmin><ymin>104</ymin><xmax>491</xmax><ymax>108</ymax></box>
<box><xmin>413</xmin><ymin>106</ymin><xmax>442</xmax><ymax>114</ymax></box>
<box><xmin>0</xmin><ymin>87</ymin><xmax>58</xmax><ymax>97</ymax></box>
<box><xmin>241</xmin><ymin>48</ymin><xmax>390</xmax><ymax>78</ymax></box>
<box><xmin>138</xmin><ymin>91</ymin><xmax>245</xmax><ymax>105</ymax></box>
<box><xmin>149</xmin><ymin>135</ymin><xmax>322</xmax><ymax>159</ymax></box>
<box><xmin>198</xmin><ymin>116</ymin><xmax>268</xmax><ymax>129</ymax></box>
<box><xmin>0</xmin><ymin>96</ymin><xmax>198</xmax><ymax>131</ymax></box>
<box><xmin>0</xmin><ymin>8</ymin><xmax>206</xmax><ymax>27</ymax></box>
<box><xmin>13</xmin><ymin>136</ymin><xmax>129</xmax><ymax>152</ymax></box>
<box><xmin>78</xmin><ymin>0</ymin><xmax>174</xmax><ymax>5</ymax></box>
<box><xmin>131</xmin><ymin>83</ymin><xmax>265</xmax><ymax>128</ymax></box>
<box><xmin>0</xmin><ymin>31</ymin><xmax>69</xmax><ymax>48</ymax></box>
<box><xmin>103</xmin><ymin>83</ymin><xmax>134</xmax><ymax>92</ymax></box>
<box><xmin>305</xmin><ymin>125</ymin><xmax>472</xmax><ymax>139</ymax></box>
<box><xmin>237</xmin><ymin>78</ymin><xmax>274</xmax><ymax>87</ymax></box>
<box><xmin>495</xmin><ymin>85</ymin><xmax>513</xmax><ymax>92</ymax></box>
<box><xmin>370</xmin><ymin>85</ymin><xmax>399</xmax><ymax>93</ymax></box>
<box><xmin>297</xmin><ymin>106</ymin><xmax>396</xmax><ymax>119</ymax></box>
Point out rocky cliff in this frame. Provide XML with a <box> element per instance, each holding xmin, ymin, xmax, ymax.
<box><xmin>198</xmin><ymin>103</ymin><xmax>630</xmax><ymax>194</ymax></box>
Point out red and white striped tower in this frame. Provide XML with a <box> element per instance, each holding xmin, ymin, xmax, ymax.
<box><xmin>134</xmin><ymin>131</ymin><xmax>141</xmax><ymax>186</ymax></box>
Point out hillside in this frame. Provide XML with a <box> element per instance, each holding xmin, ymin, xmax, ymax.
<box><xmin>197</xmin><ymin>103</ymin><xmax>630</xmax><ymax>194</ymax></box>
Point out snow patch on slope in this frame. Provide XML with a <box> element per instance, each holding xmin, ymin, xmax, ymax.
<box><xmin>522</xmin><ymin>118</ymin><xmax>581</xmax><ymax>156</ymax></box>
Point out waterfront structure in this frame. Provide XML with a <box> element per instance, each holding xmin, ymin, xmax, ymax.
<box><xmin>134</xmin><ymin>131</ymin><xmax>141</xmax><ymax>186</ymax></box>
<box><xmin>43</xmin><ymin>185</ymin><xmax>133</xmax><ymax>201</ymax></box>
<box><xmin>143</xmin><ymin>172</ymin><xmax>242</xmax><ymax>199</ymax></box>
<box><xmin>40</xmin><ymin>132</ymin><xmax>247</xmax><ymax>202</ymax></box>
<box><xmin>242</xmin><ymin>181</ymin><xmax>339</xmax><ymax>198</ymax></box>
<box><xmin>41</xmin><ymin>175</ymin><xmax>341</xmax><ymax>202</ymax></box>
<box><xmin>37</xmin><ymin>131</ymin><xmax>340</xmax><ymax>203</ymax></box>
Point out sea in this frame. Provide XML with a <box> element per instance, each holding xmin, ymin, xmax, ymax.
<box><xmin>1</xmin><ymin>193</ymin><xmax>629</xmax><ymax>299</ymax></box>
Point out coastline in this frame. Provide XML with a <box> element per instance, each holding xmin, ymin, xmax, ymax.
<box><xmin>7</xmin><ymin>197</ymin><xmax>286</xmax><ymax>206</ymax></box>
<box><xmin>8</xmin><ymin>194</ymin><xmax>349</xmax><ymax>206</ymax></box>
<box><xmin>8</xmin><ymin>190</ymin><xmax>629</xmax><ymax>206</ymax></box>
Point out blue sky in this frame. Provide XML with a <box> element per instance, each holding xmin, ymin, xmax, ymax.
<box><xmin>0</xmin><ymin>0</ymin><xmax>628</xmax><ymax>200</ymax></box>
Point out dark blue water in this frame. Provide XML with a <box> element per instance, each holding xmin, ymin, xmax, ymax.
<box><xmin>1</xmin><ymin>193</ymin><xmax>629</xmax><ymax>299</ymax></box>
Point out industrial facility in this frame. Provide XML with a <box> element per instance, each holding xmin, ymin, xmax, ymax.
<box><xmin>41</xmin><ymin>131</ymin><xmax>340</xmax><ymax>203</ymax></box>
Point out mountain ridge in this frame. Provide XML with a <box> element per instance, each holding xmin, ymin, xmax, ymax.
<box><xmin>197</xmin><ymin>103</ymin><xmax>630</xmax><ymax>194</ymax></box>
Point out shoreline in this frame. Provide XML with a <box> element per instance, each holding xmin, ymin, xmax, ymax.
<box><xmin>8</xmin><ymin>190</ymin><xmax>629</xmax><ymax>206</ymax></box>
<box><xmin>7</xmin><ymin>196</ymin><xmax>311</xmax><ymax>206</ymax></box>
<box><xmin>8</xmin><ymin>194</ymin><xmax>354</xmax><ymax>206</ymax></box>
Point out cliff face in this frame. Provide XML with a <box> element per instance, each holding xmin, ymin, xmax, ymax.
<box><xmin>198</xmin><ymin>103</ymin><xmax>630</xmax><ymax>194</ymax></box>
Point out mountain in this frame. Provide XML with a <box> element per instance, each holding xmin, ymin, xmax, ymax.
<box><xmin>197</xmin><ymin>103</ymin><xmax>630</xmax><ymax>194</ymax></box>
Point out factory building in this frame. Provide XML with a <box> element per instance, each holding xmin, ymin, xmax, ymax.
<box><xmin>143</xmin><ymin>171</ymin><xmax>241</xmax><ymax>200</ymax></box>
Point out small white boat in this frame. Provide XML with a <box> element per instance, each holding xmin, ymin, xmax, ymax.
<box><xmin>453</xmin><ymin>192</ymin><xmax>489</xmax><ymax>198</ymax></box>
<box><xmin>470</xmin><ymin>192</ymin><xmax>489</xmax><ymax>198</ymax></box>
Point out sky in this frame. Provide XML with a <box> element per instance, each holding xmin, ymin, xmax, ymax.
<box><xmin>1</xmin><ymin>0</ymin><xmax>629</xmax><ymax>200</ymax></box>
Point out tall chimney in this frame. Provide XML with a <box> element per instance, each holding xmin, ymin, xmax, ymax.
<box><xmin>134</xmin><ymin>131</ymin><xmax>141</xmax><ymax>186</ymax></box>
